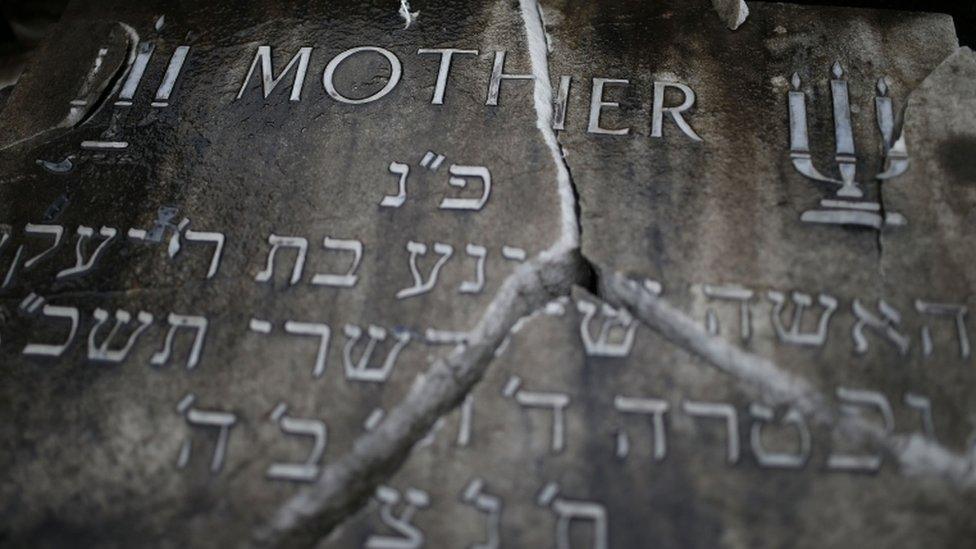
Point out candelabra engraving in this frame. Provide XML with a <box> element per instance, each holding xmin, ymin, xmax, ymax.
<box><xmin>788</xmin><ymin>62</ymin><xmax>909</xmax><ymax>230</ymax></box>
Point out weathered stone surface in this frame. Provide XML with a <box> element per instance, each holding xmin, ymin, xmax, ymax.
<box><xmin>0</xmin><ymin>0</ymin><xmax>974</xmax><ymax>547</ymax></box>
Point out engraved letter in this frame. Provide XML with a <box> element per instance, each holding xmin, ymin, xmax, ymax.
<box><xmin>703</xmin><ymin>284</ymin><xmax>754</xmax><ymax>341</ymax></box>
<box><xmin>365</xmin><ymin>486</ymin><xmax>430</xmax><ymax>549</ymax></box>
<box><xmin>176</xmin><ymin>394</ymin><xmax>237</xmax><ymax>474</ymax></box>
<box><xmin>852</xmin><ymin>299</ymin><xmax>910</xmax><ymax>355</ymax></box>
<box><xmin>486</xmin><ymin>51</ymin><xmax>533</xmax><ymax>106</ymax></box>
<box><xmin>827</xmin><ymin>387</ymin><xmax>893</xmax><ymax>473</ymax></box>
<box><xmin>56</xmin><ymin>226</ymin><xmax>118</xmax><ymax>280</ymax></box>
<box><xmin>236</xmin><ymin>46</ymin><xmax>312</xmax><ymax>101</ymax></box>
<box><xmin>284</xmin><ymin>321</ymin><xmax>331</xmax><ymax>378</ymax></box>
<box><xmin>512</xmin><ymin>389</ymin><xmax>571</xmax><ymax>453</ymax></box>
<box><xmin>23</xmin><ymin>223</ymin><xmax>64</xmax><ymax>270</ymax></box>
<box><xmin>396</xmin><ymin>241</ymin><xmax>453</xmax><ymax>299</ymax></box>
<box><xmin>461</xmin><ymin>478</ymin><xmax>501</xmax><ymax>549</ymax></box>
<box><xmin>614</xmin><ymin>396</ymin><xmax>669</xmax><ymax>461</ymax></box>
<box><xmin>184</xmin><ymin>229</ymin><xmax>225</xmax><ymax>279</ymax></box>
<box><xmin>150</xmin><ymin>313</ymin><xmax>208</xmax><ymax>370</ymax></box>
<box><xmin>652</xmin><ymin>81</ymin><xmax>703</xmax><ymax>142</ymax></box>
<box><xmin>87</xmin><ymin>308</ymin><xmax>154</xmax><ymax>363</ymax></box>
<box><xmin>266</xmin><ymin>402</ymin><xmax>328</xmax><ymax>482</ymax></box>
<box><xmin>255</xmin><ymin>234</ymin><xmax>308</xmax><ymax>286</ymax></box>
<box><xmin>381</xmin><ymin>162</ymin><xmax>410</xmax><ymax>208</ymax></box>
<box><xmin>537</xmin><ymin>483</ymin><xmax>608</xmax><ymax>549</ymax></box>
<box><xmin>459</xmin><ymin>244</ymin><xmax>487</xmax><ymax>294</ymax></box>
<box><xmin>323</xmin><ymin>47</ymin><xmax>402</xmax><ymax>105</ymax></box>
<box><xmin>21</xmin><ymin>298</ymin><xmax>79</xmax><ymax>358</ymax></box>
<box><xmin>588</xmin><ymin>78</ymin><xmax>630</xmax><ymax>135</ymax></box>
<box><xmin>915</xmin><ymin>300</ymin><xmax>970</xmax><ymax>360</ymax></box>
<box><xmin>682</xmin><ymin>400</ymin><xmax>740</xmax><ymax>464</ymax></box>
<box><xmin>576</xmin><ymin>300</ymin><xmax>637</xmax><ymax>357</ymax></box>
<box><xmin>440</xmin><ymin>165</ymin><xmax>491</xmax><ymax>211</ymax></box>
<box><xmin>311</xmin><ymin>237</ymin><xmax>362</xmax><ymax>288</ymax></box>
<box><xmin>342</xmin><ymin>324</ymin><xmax>410</xmax><ymax>383</ymax></box>
<box><xmin>749</xmin><ymin>404</ymin><xmax>811</xmax><ymax>469</ymax></box>
<box><xmin>768</xmin><ymin>291</ymin><xmax>838</xmax><ymax>347</ymax></box>
<box><xmin>417</xmin><ymin>48</ymin><xmax>478</xmax><ymax>105</ymax></box>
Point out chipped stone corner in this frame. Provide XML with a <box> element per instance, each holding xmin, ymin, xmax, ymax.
<box><xmin>712</xmin><ymin>0</ymin><xmax>749</xmax><ymax>31</ymax></box>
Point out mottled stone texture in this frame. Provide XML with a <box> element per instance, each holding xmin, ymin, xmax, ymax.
<box><xmin>0</xmin><ymin>0</ymin><xmax>974</xmax><ymax>547</ymax></box>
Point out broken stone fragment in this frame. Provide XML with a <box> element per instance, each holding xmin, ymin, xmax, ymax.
<box><xmin>712</xmin><ymin>0</ymin><xmax>750</xmax><ymax>30</ymax></box>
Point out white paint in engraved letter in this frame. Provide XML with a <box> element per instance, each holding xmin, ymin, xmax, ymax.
<box><xmin>323</xmin><ymin>47</ymin><xmax>402</xmax><ymax>105</ymax></box>
<box><xmin>486</xmin><ymin>50</ymin><xmax>533</xmax><ymax>106</ymax></box>
<box><xmin>459</xmin><ymin>244</ymin><xmax>487</xmax><ymax>294</ymax></box>
<box><xmin>904</xmin><ymin>393</ymin><xmax>936</xmax><ymax>439</ymax></box>
<box><xmin>537</xmin><ymin>483</ymin><xmax>608</xmax><ymax>549</ymax></box>
<box><xmin>267</xmin><ymin>403</ymin><xmax>328</xmax><ymax>483</ymax></box>
<box><xmin>457</xmin><ymin>395</ymin><xmax>474</xmax><ymax>446</ymax></box>
<box><xmin>852</xmin><ymin>299</ymin><xmax>910</xmax><ymax>355</ymax></box>
<box><xmin>440</xmin><ymin>165</ymin><xmax>491</xmax><ymax>211</ymax></box>
<box><xmin>311</xmin><ymin>237</ymin><xmax>362</xmax><ymax>288</ymax></box>
<box><xmin>23</xmin><ymin>224</ymin><xmax>64</xmax><ymax>270</ymax></box>
<box><xmin>461</xmin><ymin>478</ymin><xmax>501</xmax><ymax>549</ymax></box>
<box><xmin>153</xmin><ymin>45</ymin><xmax>190</xmax><ymax>106</ymax></box>
<box><xmin>177</xmin><ymin>394</ymin><xmax>238</xmax><ymax>474</ymax></box>
<box><xmin>381</xmin><ymin>162</ymin><xmax>410</xmax><ymax>208</ymax></box>
<box><xmin>576</xmin><ymin>300</ymin><xmax>637</xmax><ymax>357</ymax></box>
<box><xmin>703</xmin><ymin>284</ymin><xmax>754</xmax><ymax>341</ymax></box>
<box><xmin>342</xmin><ymin>324</ymin><xmax>410</xmax><ymax>383</ymax></box>
<box><xmin>553</xmin><ymin>75</ymin><xmax>572</xmax><ymax>131</ymax></box>
<box><xmin>255</xmin><ymin>234</ymin><xmax>308</xmax><ymax>286</ymax></box>
<box><xmin>236</xmin><ymin>46</ymin><xmax>312</xmax><ymax>101</ymax></box>
<box><xmin>150</xmin><ymin>313</ymin><xmax>208</xmax><ymax>370</ymax></box>
<box><xmin>915</xmin><ymin>300</ymin><xmax>970</xmax><ymax>359</ymax></box>
<box><xmin>23</xmin><ymin>304</ymin><xmax>80</xmax><ymax>357</ymax></box>
<box><xmin>116</xmin><ymin>42</ymin><xmax>155</xmax><ymax>105</ymax></box>
<box><xmin>682</xmin><ymin>400</ymin><xmax>740</xmax><ymax>464</ymax></box>
<box><xmin>514</xmin><ymin>390</ymin><xmax>571</xmax><ymax>453</ymax></box>
<box><xmin>365</xmin><ymin>486</ymin><xmax>430</xmax><ymax>549</ymax></box>
<box><xmin>184</xmin><ymin>230</ymin><xmax>225</xmax><ymax>279</ymax></box>
<box><xmin>588</xmin><ymin>78</ymin><xmax>630</xmax><ymax>135</ymax></box>
<box><xmin>56</xmin><ymin>226</ymin><xmax>117</xmax><ymax>280</ymax></box>
<box><xmin>87</xmin><ymin>308</ymin><xmax>154</xmax><ymax>363</ymax></box>
<box><xmin>749</xmin><ymin>404</ymin><xmax>810</xmax><ymax>469</ymax></box>
<box><xmin>768</xmin><ymin>291</ymin><xmax>837</xmax><ymax>347</ymax></box>
<box><xmin>652</xmin><ymin>81</ymin><xmax>703</xmax><ymax>142</ymax></box>
<box><xmin>284</xmin><ymin>321</ymin><xmax>331</xmax><ymax>378</ymax></box>
<box><xmin>827</xmin><ymin>387</ymin><xmax>893</xmax><ymax>473</ymax></box>
<box><xmin>417</xmin><ymin>48</ymin><xmax>477</xmax><ymax>105</ymax></box>
<box><xmin>396</xmin><ymin>241</ymin><xmax>453</xmax><ymax>299</ymax></box>
<box><xmin>614</xmin><ymin>396</ymin><xmax>669</xmax><ymax>461</ymax></box>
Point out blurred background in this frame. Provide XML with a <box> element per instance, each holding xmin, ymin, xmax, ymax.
<box><xmin>0</xmin><ymin>0</ymin><xmax>973</xmax><ymax>92</ymax></box>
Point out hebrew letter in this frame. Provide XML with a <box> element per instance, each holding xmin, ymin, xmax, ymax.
<box><xmin>255</xmin><ymin>234</ymin><xmax>307</xmax><ymax>286</ymax></box>
<box><xmin>457</xmin><ymin>394</ymin><xmax>474</xmax><ymax>446</ymax></box>
<box><xmin>703</xmin><ymin>284</ymin><xmax>754</xmax><ymax>341</ymax></box>
<box><xmin>365</xmin><ymin>486</ymin><xmax>430</xmax><ymax>549</ymax></box>
<box><xmin>184</xmin><ymin>229</ymin><xmax>225</xmax><ymax>279</ymax></box>
<box><xmin>342</xmin><ymin>324</ymin><xmax>410</xmax><ymax>383</ymax></box>
<box><xmin>852</xmin><ymin>299</ymin><xmax>910</xmax><ymax>355</ymax></box>
<box><xmin>396</xmin><ymin>241</ymin><xmax>453</xmax><ymax>299</ymax></box>
<box><xmin>904</xmin><ymin>393</ymin><xmax>936</xmax><ymax>439</ymax></box>
<box><xmin>176</xmin><ymin>394</ymin><xmax>238</xmax><ymax>474</ymax></box>
<box><xmin>150</xmin><ymin>313</ymin><xmax>208</xmax><ymax>370</ymax></box>
<box><xmin>827</xmin><ymin>387</ymin><xmax>893</xmax><ymax>473</ymax></box>
<box><xmin>749</xmin><ymin>404</ymin><xmax>811</xmax><ymax>469</ymax></box>
<box><xmin>380</xmin><ymin>162</ymin><xmax>409</xmax><ymax>208</ymax></box>
<box><xmin>459</xmin><ymin>244</ymin><xmax>487</xmax><ymax>294</ymax></box>
<box><xmin>87</xmin><ymin>308</ymin><xmax>154</xmax><ymax>363</ymax></box>
<box><xmin>915</xmin><ymin>300</ymin><xmax>970</xmax><ymax>360</ymax></box>
<box><xmin>439</xmin><ymin>165</ymin><xmax>491</xmax><ymax>211</ymax></box>
<box><xmin>614</xmin><ymin>396</ymin><xmax>669</xmax><ymax>461</ymax></box>
<box><xmin>461</xmin><ymin>478</ymin><xmax>501</xmax><ymax>549</ymax></box>
<box><xmin>537</xmin><ymin>483</ymin><xmax>608</xmax><ymax>549</ymax></box>
<box><xmin>23</xmin><ymin>223</ymin><xmax>64</xmax><ymax>270</ymax></box>
<box><xmin>284</xmin><ymin>321</ymin><xmax>331</xmax><ymax>378</ymax></box>
<box><xmin>768</xmin><ymin>291</ymin><xmax>838</xmax><ymax>347</ymax></box>
<box><xmin>0</xmin><ymin>224</ymin><xmax>17</xmax><ymax>289</ymax></box>
<box><xmin>266</xmin><ymin>402</ymin><xmax>328</xmax><ymax>482</ymax></box>
<box><xmin>56</xmin><ymin>226</ymin><xmax>118</xmax><ymax>280</ymax></box>
<box><xmin>514</xmin><ymin>390</ymin><xmax>571</xmax><ymax>453</ymax></box>
<box><xmin>577</xmin><ymin>300</ymin><xmax>637</xmax><ymax>357</ymax></box>
<box><xmin>22</xmin><ymin>303</ymin><xmax>80</xmax><ymax>358</ymax></box>
<box><xmin>682</xmin><ymin>400</ymin><xmax>740</xmax><ymax>464</ymax></box>
<box><xmin>311</xmin><ymin>237</ymin><xmax>362</xmax><ymax>288</ymax></box>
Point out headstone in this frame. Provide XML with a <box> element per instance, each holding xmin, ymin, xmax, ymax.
<box><xmin>0</xmin><ymin>0</ymin><xmax>973</xmax><ymax>547</ymax></box>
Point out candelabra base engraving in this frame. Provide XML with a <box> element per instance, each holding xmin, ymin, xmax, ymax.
<box><xmin>801</xmin><ymin>200</ymin><xmax>907</xmax><ymax>229</ymax></box>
